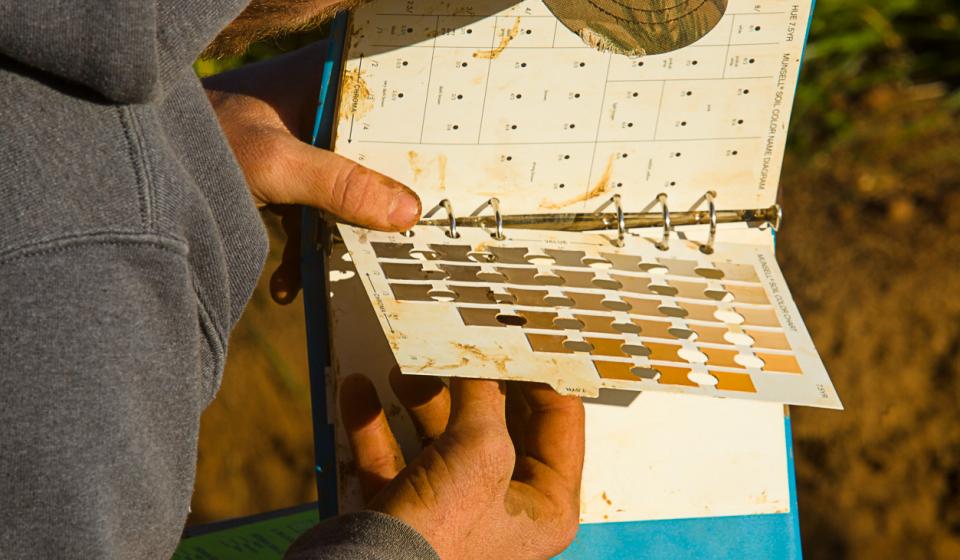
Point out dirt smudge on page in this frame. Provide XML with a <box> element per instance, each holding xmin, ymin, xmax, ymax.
<box><xmin>473</xmin><ymin>17</ymin><xmax>521</xmax><ymax>59</ymax></box>
<box><xmin>408</xmin><ymin>151</ymin><xmax>424</xmax><ymax>182</ymax></box>
<box><xmin>540</xmin><ymin>154</ymin><xmax>616</xmax><ymax>209</ymax></box>
<box><xmin>339</xmin><ymin>68</ymin><xmax>373</xmax><ymax>121</ymax></box>
<box><xmin>438</xmin><ymin>154</ymin><xmax>448</xmax><ymax>191</ymax></box>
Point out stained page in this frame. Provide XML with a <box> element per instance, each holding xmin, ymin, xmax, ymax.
<box><xmin>333</xmin><ymin>0</ymin><xmax>812</xmax><ymax>213</ymax></box>
<box><xmin>339</xmin><ymin>222</ymin><xmax>841</xmax><ymax>409</ymax></box>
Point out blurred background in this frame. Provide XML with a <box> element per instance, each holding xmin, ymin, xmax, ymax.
<box><xmin>189</xmin><ymin>1</ymin><xmax>960</xmax><ymax>557</ymax></box>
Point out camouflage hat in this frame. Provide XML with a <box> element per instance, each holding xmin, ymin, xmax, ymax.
<box><xmin>543</xmin><ymin>0</ymin><xmax>728</xmax><ymax>57</ymax></box>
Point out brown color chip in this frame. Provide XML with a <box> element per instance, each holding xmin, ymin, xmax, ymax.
<box><xmin>585</xmin><ymin>337</ymin><xmax>626</xmax><ymax>358</ymax></box>
<box><xmin>455</xmin><ymin>285</ymin><xmax>497</xmax><ymax>304</ymax></box>
<box><xmin>508</xmin><ymin>288</ymin><xmax>552</xmax><ymax>307</ymax></box>
<box><xmin>468</xmin><ymin>250</ymin><xmax>497</xmax><ymax>263</ymax></box>
<box><xmin>372</xmin><ymin>242</ymin><xmax>415</xmax><ymax>260</ymax></box>
<box><xmin>594</xmin><ymin>360</ymin><xmax>641</xmax><ymax>381</ymax></box>
<box><xmin>710</xmin><ymin>370</ymin><xmax>758</xmax><ymax>393</ymax></box>
<box><xmin>645</xmin><ymin>341</ymin><xmax>683</xmax><ymax>362</ymax></box>
<box><xmin>658</xmin><ymin>258</ymin><xmax>700</xmax><ymax>278</ymax></box>
<box><xmin>545</xmin><ymin>249</ymin><xmax>587</xmax><ymax>267</ymax></box>
<box><xmin>688</xmin><ymin>325</ymin><xmax>729</xmax><ymax>345</ymax></box>
<box><xmin>745</xmin><ymin>329</ymin><xmax>791</xmax><ymax>350</ymax></box>
<box><xmin>673</xmin><ymin>279</ymin><xmax>710</xmax><ymax>300</ymax></box>
<box><xmin>382</xmin><ymin>262</ymin><xmax>445</xmax><ymax>281</ymax></box>
<box><xmin>682</xmin><ymin>302</ymin><xmax>720</xmax><ymax>322</ymax></box>
<box><xmin>390</xmin><ymin>283</ymin><xmax>433</xmax><ymax>302</ymax></box>
<box><xmin>600</xmin><ymin>252</ymin><xmax>643</xmax><ymax>272</ymax></box>
<box><xmin>700</xmin><ymin>347</ymin><xmax>741</xmax><ymax>369</ymax></box>
<box><xmin>578</xmin><ymin>314</ymin><xmax>620</xmax><ymax>334</ymax></box>
<box><xmin>430</xmin><ymin>244</ymin><xmax>474</xmax><ymax>262</ymax></box>
<box><xmin>489</xmin><ymin>246</ymin><xmax>530</xmax><ymax>264</ymax></box>
<box><xmin>636</xmin><ymin>319</ymin><xmax>674</xmax><ymax>339</ymax></box>
<box><xmin>735</xmin><ymin>306</ymin><xmax>780</xmax><ymax>327</ymax></box>
<box><xmin>622</xmin><ymin>296</ymin><xmax>663</xmax><ymax>317</ymax></box>
<box><xmin>526</xmin><ymin>333</ymin><xmax>572</xmax><ymax>354</ymax></box>
<box><xmin>715</xmin><ymin>262</ymin><xmax>760</xmax><ymax>282</ymax></box>
<box><xmin>568</xmin><ymin>292</ymin><xmax>609</xmax><ymax>311</ymax></box>
<box><xmin>613</xmin><ymin>274</ymin><xmax>651</xmax><ymax>294</ymax></box>
<box><xmin>757</xmin><ymin>352</ymin><xmax>803</xmax><ymax>374</ymax></box>
<box><xmin>438</xmin><ymin>264</ymin><xmax>482</xmax><ymax>282</ymax></box>
<box><xmin>655</xmin><ymin>365</ymin><xmax>698</xmax><ymax>387</ymax></box>
<box><xmin>500</xmin><ymin>267</ymin><xmax>542</xmax><ymax>285</ymax></box>
<box><xmin>725</xmin><ymin>284</ymin><xmax>770</xmax><ymax>305</ymax></box>
<box><xmin>519</xmin><ymin>310</ymin><xmax>561</xmax><ymax>330</ymax></box>
<box><xmin>477</xmin><ymin>270</ymin><xmax>507</xmax><ymax>282</ymax></box>
<box><xmin>458</xmin><ymin>307</ymin><xmax>504</xmax><ymax>327</ymax></box>
<box><xmin>556</xmin><ymin>269</ymin><xmax>598</xmax><ymax>289</ymax></box>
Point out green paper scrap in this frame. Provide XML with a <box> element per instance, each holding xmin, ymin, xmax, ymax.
<box><xmin>173</xmin><ymin>509</ymin><xmax>319</xmax><ymax>560</ymax></box>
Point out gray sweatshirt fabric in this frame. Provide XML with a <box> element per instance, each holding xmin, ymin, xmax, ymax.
<box><xmin>0</xmin><ymin>2</ymin><xmax>437</xmax><ymax>559</ymax></box>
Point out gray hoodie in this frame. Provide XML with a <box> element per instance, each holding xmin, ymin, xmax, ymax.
<box><xmin>0</xmin><ymin>1</ymin><xmax>436</xmax><ymax>558</ymax></box>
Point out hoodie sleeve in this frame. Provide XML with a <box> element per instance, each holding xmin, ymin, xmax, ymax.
<box><xmin>0</xmin><ymin>1</ymin><xmax>159</xmax><ymax>103</ymax></box>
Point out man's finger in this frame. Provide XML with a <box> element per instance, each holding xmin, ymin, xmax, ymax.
<box><xmin>518</xmin><ymin>383</ymin><xmax>585</xmax><ymax>490</ymax></box>
<box><xmin>269</xmin><ymin>206</ymin><xmax>302</xmax><ymax>304</ymax></box>
<box><xmin>447</xmin><ymin>379</ymin><xmax>508</xmax><ymax>432</ymax></box>
<box><xmin>256</xmin><ymin>136</ymin><xmax>421</xmax><ymax>231</ymax></box>
<box><xmin>388</xmin><ymin>367</ymin><xmax>450</xmax><ymax>445</ymax></box>
<box><xmin>339</xmin><ymin>374</ymin><xmax>406</xmax><ymax>502</ymax></box>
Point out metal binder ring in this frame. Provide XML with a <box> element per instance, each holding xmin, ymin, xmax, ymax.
<box><xmin>700</xmin><ymin>191</ymin><xmax>717</xmax><ymax>254</ymax></box>
<box><xmin>595</xmin><ymin>194</ymin><xmax>626</xmax><ymax>247</ymax></box>
<box><xmin>482</xmin><ymin>198</ymin><xmax>505</xmax><ymax>240</ymax></box>
<box><xmin>424</xmin><ymin>199</ymin><xmax>460</xmax><ymax>238</ymax></box>
<box><xmin>656</xmin><ymin>193</ymin><xmax>670</xmax><ymax>251</ymax></box>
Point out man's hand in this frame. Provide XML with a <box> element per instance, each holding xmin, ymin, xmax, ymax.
<box><xmin>203</xmin><ymin>43</ymin><xmax>421</xmax><ymax>304</ymax></box>
<box><xmin>340</xmin><ymin>371</ymin><xmax>585</xmax><ymax>559</ymax></box>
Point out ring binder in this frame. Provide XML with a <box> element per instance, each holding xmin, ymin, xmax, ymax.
<box><xmin>595</xmin><ymin>194</ymin><xmax>626</xmax><ymax>247</ymax></box>
<box><xmin>417</xmin><ymin>197</ymin><xmax>783</xmax><ymax>244</ymax></box>
<box><xmin>423</xmin><ymin>198</ymin><xmax>460</xmax><ymax>239</ymax></box>
<box><xmin>656</xmin><ymin>193</ymin><xmax>671</xmax><ymax>251</ymax></box>
<box><xmin>700</xmin><ymin>191</ymin><xmax>718</xmax><ymax>255</ymax></box>
<box><xmin>473</xmin><ymin>198</ymin><xmax>505</xmax><ymax>240</ymax></box>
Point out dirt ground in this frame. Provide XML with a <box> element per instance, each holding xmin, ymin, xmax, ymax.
<box><xmin>188</xmin><ymin>87</ymin><xmax>960</xmax><ymax>558</ymax></box>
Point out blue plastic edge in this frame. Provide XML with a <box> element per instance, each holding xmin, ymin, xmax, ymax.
<box><xmin>301</xmin><ymin>12</ymin><xmax>349</xmax><ymax>520</ymax></box>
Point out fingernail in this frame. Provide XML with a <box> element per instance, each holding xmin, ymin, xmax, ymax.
<box><xmin>387</xmin><ymin>190</ymin><xmax>421</xmax><ymax>229</ymax></box>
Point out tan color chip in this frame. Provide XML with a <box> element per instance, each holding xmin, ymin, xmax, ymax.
<box><xmin>458</xmin><ymin>307</ymin><xmax>504</xmax><ymax>327</ymax></box>
<box><xmin>701</xmin><ymin>346</ymin><xmax>740</xmax><ymax>368</ymax></box>
<box><xmin>543</xmin><ymin>0</ymin><xmax>727</xmax><ymax>57</ymax></box>
<box><xmin>622</xmin><ymin>296</ymin><xmax>663</xmax><ymax>317</ymax></box>
<box><xmin>500</xmin><ymin>267</ymin><xmax>542</xmax><ymax>285</ymax></box>
<box><xmin>556</xmin><ymin>269</ymin><xmax>599</xmax><ymax>289</ymax></box>
<box><xmin>429</xmin><ymin>244</ymin><xmax>473</xmax><ymax>262</ymax></box>
<box><xmin>735</xmin><ymin>306</ymin><xmax>780</xmax><ymax>327</ymax></box>
<box><xmin>519</xmin><ymin>310</ymin><xmax>561</xmax><ymax>330</ymax></box>
<box><xmin>489</xmin><ymin>246</ymin><xmax>531</xmax><ymax>264</ymax></box>
<box><xmin>585</xmin><ymin>337</ymin><xmax>628</xmax><ymax>358</ymax></box>
<box><xmin>508</xmin><ymin>288</ymin><xmax>552</xmax><ymax>307</ymax></box>
<box><xmin>654</xmin><ymin>365</ymin><xmax>698</xmax><ymax>387</ymax></box>
<box><xmin>635</xmin><ymin>319</ymin><xmax>674</xmax><ymax>339</ymax></box>
<box><xmin>526</xmin><ymin>333</ymin><xmax>572</xmax><ymax>354</ymax></box>
<box><xmin>725</xmin><ymin>284</ymin><xmax>770</xmax><ymax>305</ymax></box>
<box><xmin>438</xmin><ymin>264</ymin><xmax>482</xmax><ymax>282</ymax></box>
<box><xmin>594</xmin><ymin>360</ymin><xmax>640</xmax><ymax>381</ymax></box>
<box><xmin>688</xmin><ymin>324</ymin><xmax>729</xmax><ymax>345</ymax></box>
<box><xmin>645</xmin><ymin>341</ymin><xmax>683</xmax><ymax>362</ymax></box>
<box><xmin>757</xmin><ymin>352</ymin><xmax>803</xmax><ymax>374</ymax></box>
<box><xmin>715</xmin><ymin>261</ymin><xmax>760</xmax><ymax>282</ymax></box>
<box><xmin>390</xmin><ymin>283</ymin><xmax>433</xmax><ymax>302</ymax></box>
<box><xmin>578</xmin><ymin>314</ymin><xmax>620</xmax><ymax>334</ymax></box>
<box><xmin>455</xmin><ymin>285</ymin><xmax>497</xmax><ymax>304</ymax></box>
<box><xmin>710</xmin><ymin>370</ymin><xmax>757</xmax><ymax>393</ymax></box>
<box><xmin>745</xmin><ymin>328</ymin><xmax>790</xmax><ymax>350</ymax></box>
